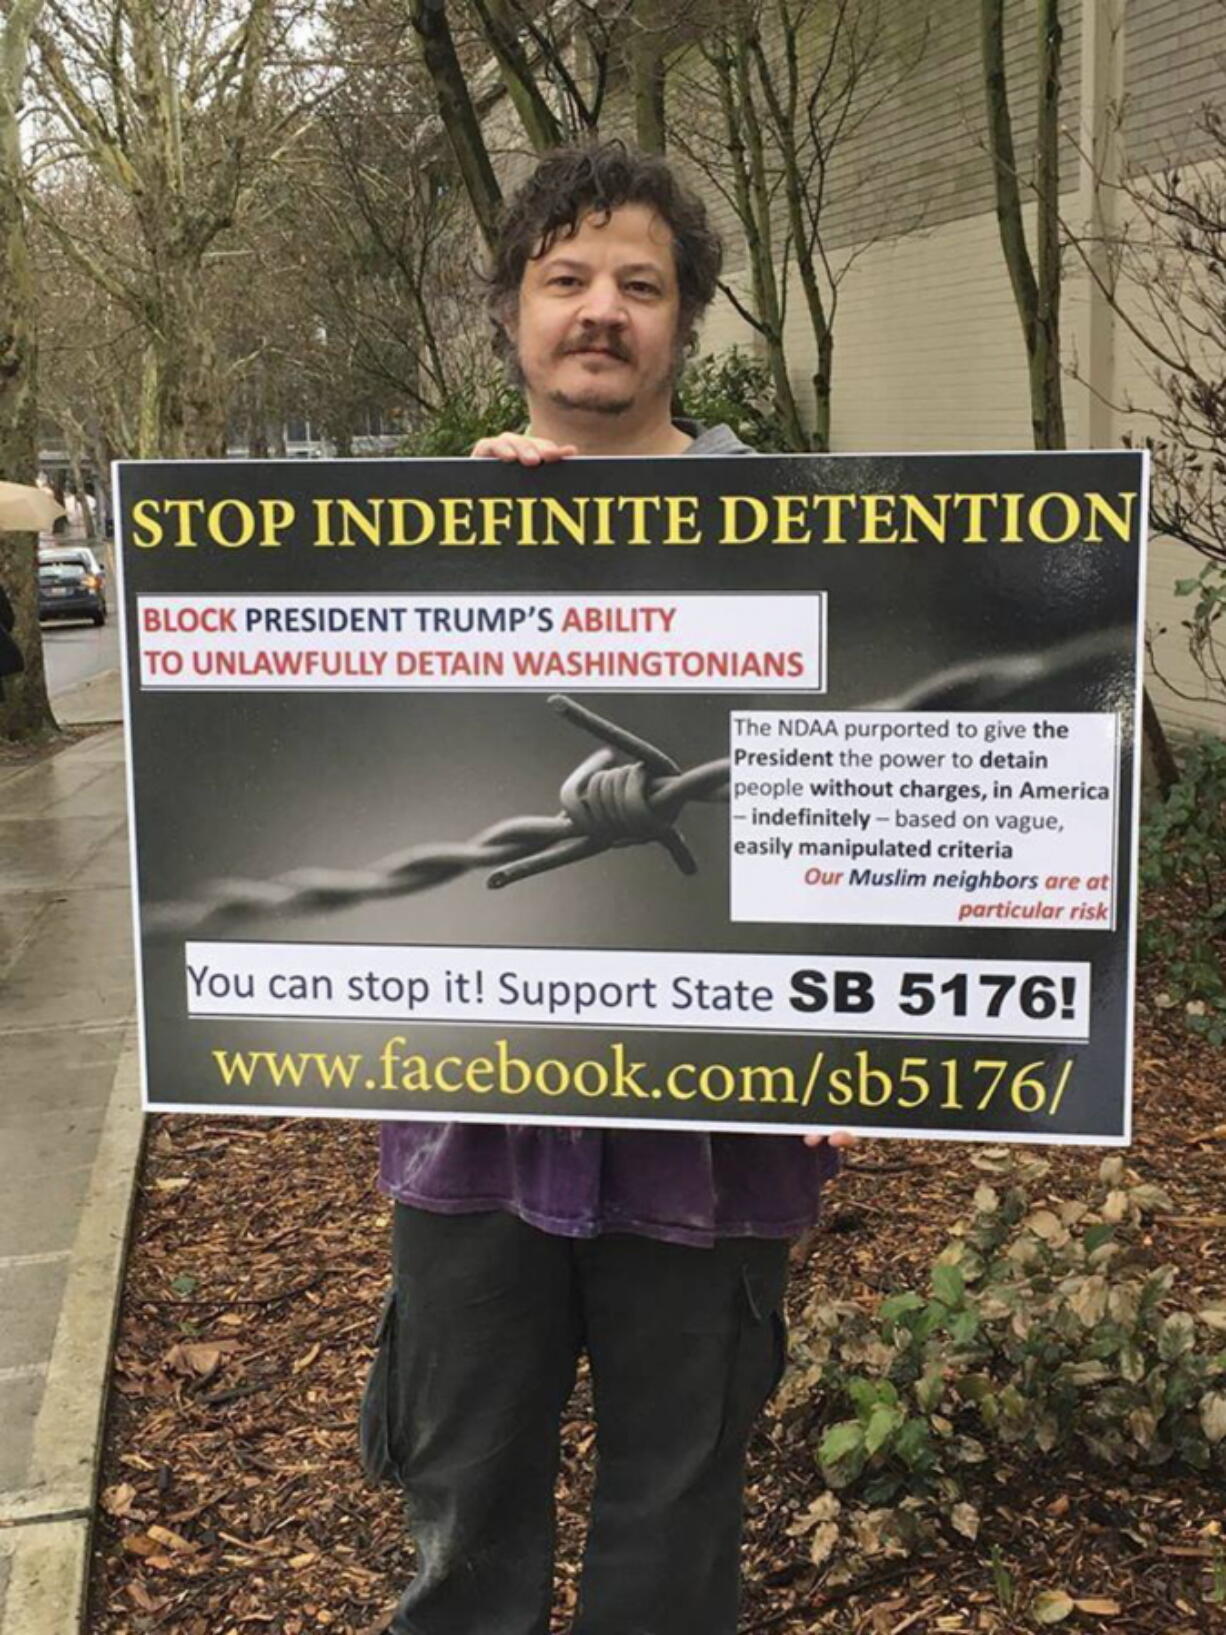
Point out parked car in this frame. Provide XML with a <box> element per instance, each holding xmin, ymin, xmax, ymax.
<box><xmin>38</xmin><ymin>548</ymin><xmax>108</xmax><ymax>626</ymax></box>
<box><xmin>38</xmin><ymin>544</ymin><xmax>108</xmax><ymax>591</ymax></box>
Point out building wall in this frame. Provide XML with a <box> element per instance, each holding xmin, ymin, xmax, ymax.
<box><xmin>697</xmin><ymin>0</ymin><xmax>1224</xmax><ymax>737</ymax></box>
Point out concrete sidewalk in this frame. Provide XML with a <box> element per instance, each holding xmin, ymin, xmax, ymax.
<box><xmin>0</xmin><ymin>670</ymin><xmax>143</xmax><ymax>1634</ymax></box>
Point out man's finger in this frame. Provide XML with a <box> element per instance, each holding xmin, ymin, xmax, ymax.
<box><xmin>470</xmin><ymin>434</ymin><xmax>578</xmax><ymax>463</ymax></box>
<box><xmin>802</xmin><ymin>1130</ymin><xmax>859</xmax><ymax>1149</ymax></box>
<box><xmin>471</xmin><ymin>436</ymin><xmax>527</xmax><ymax>461</ymax></box>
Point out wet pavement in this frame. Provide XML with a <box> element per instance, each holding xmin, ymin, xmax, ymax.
<box><xmin>0</xmin><ymin>672</ymin><xmax>143</xmax><ymax>1634</ymax></box>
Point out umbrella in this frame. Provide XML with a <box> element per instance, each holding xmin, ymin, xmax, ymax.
<box><xmin>0</xmin><ymin>481</ymin><xmax>66</xmax><ymax>532</ymax></box>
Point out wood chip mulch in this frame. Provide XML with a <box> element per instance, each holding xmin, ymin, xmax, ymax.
<box><xmin>86</xmin><ymin>996</ymin><xmax>1226</xmax><ymax>1635</ymax></box>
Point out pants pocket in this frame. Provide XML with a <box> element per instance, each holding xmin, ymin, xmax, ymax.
<box><xmin>358</xmin><ymin>1287</ymin><xmax>401</xmax><ymax>1486</ymax></box>
<box><xmin>717</xmin><ymin>1249</ymin><xmax>790</xmax><ymax>1454</ymax></box>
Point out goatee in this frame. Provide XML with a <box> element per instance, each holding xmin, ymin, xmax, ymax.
<box><xmin>547</xmin><ymin>388</ymin><xmax>634</xmax><ymax>416</ymax></box>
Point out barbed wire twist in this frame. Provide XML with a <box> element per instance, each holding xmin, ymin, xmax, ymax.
<box><xmin>145</xmin><ymin>625</ymin><xmax>1131</xmax><ymax>940</ymax></box>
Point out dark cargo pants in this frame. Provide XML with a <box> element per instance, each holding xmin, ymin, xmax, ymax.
<box><xmin>359</xmin><ymin>1204</ymin><xmax>790</xmax><ymax>1635</ymax></box>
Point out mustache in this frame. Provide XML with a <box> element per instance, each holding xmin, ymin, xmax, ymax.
<box><xmin>562</xmin><ymin>333</ymin><xmax>631</xmax><ymax>361</ymax></box>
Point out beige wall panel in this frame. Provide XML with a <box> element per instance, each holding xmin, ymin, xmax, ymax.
<box><xmin>766</xmin><ymin>208</ymin><xmax>1039</xmax><ymax>452</ymax></box>
<box><xmin>783</xmin><ymin>0</ymin><xmax>1083</xmax><ymax>254</ymax></box>
<box><xmin>1123</xmin><ymin>0</ymin><xmax>1225</xmax><ymax>173</ymax></box>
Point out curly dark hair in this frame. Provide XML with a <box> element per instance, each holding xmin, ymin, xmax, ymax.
<box><xmin>487</xmin><ymin>141</ymin><xmax>723</xmax><ymax>367</ymax></box>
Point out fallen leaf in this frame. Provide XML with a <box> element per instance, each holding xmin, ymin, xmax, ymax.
<box><xmin>122</xmin><ymin>1533</ymin><xmax>161</xmax><ymax>1558</ymax></box>
<box><xmin>148</xmin><ymin>1523</ymin><xmax>196</xmax><ymax>1552</ymax></box>
<box><xmin>1073</xmin><ymin>1599</ymin><xmax>1123</xmax><ymax>1616</ymax></box>
<box><xmin>154</xmin><ymin>1177</ymin><xmax>191</xmax><ymax>1192</ymax></box>
<box><xmin>125</xmin><ymin>1580</ymin><xmax>163</xmax><ymax>1612</ymax></box>
<box><xmin>289</xmin><ymin>1551</ymin><xmax>317</xmax><ymax>1568</ymax></box>
<box><xmin>102</xmin><ymin>1482</ymin><xmax>137</xmax><ymax>1517</ymax></box>
<box><xmin>293</xmin><ymin>1342</ymin><xmax>322</xmax><ymax>1374</ymax></box>
<box><xmin>162</xmin><ymin>1340</ymin><xmax>239</xmax><ymax>1379</ymax></box>
<box><xmin>1202</xmin><ymin>1391</ymin><xmax>1226</xmax><ymax>1444</ymax></box>
<box><xmin>951</xmin><ymin>1502</ymin><xmax>980</xmax><ymax>1541</ymax></box>
<box><xmin>1031</xmin><ymin>1588</ymin><xmax>1075</xmax><ymax>1624</ymax></box>
<box><xmin>809</xmin><ymin>1521</ymin><xmax>840</xmax><ymax>1566</ymax></box>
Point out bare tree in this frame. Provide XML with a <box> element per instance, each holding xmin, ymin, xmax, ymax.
<box><xmin>37</xmin><ymin>169</ymin><xmax>143</xmax><ymax>471</ymax></box>
<box><xmin>408</xmin><ymin>0</ymin><xmax>503</xmax><ymax>248</ymax></box>
<box><xmin>1</xmin><ymin>0</ymin><xmax>55</xmax><ymax>741</ymax></box>
<box><xmin>980</xmin><ymin>0</ymin><xmax>1066</xmax><ymax>450</ymax></box>
<box><xmin>674</xmin><ymin>0</ymin><xmax>805</xmax><ymax>448</ymax></box>
<box><xmin>409</xmin><ymin>0</ymin><xmax>670</xmax><ymax>235</ymax></box>
<box><xmin>671</xmin><ymin>0</ymin><xmax>919</xmax><ymax>451</ymax></box>
<box><xmin>1092</xmin><ymin>106</ymin><xmax>1226</xmax><ymax>714</ymax></box>
<box><xmin>30</xmin><ymin>0</ymin><xmax>300</xmax><ymax>457</ymax></box>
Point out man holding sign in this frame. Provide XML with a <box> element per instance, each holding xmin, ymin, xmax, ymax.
<box><xmin>363</xmin><ymin>143</ymin><xmax>850</xmax><ymax>1635</ymax></box>
<box><xmin>114</xmin><ymin>124</ymin><xmax>1139</xmax><ymax>1630</ymax></box>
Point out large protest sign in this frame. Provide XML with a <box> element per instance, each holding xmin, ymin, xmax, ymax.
<box><xmin>116</xmin><ymin>451</ymin><xmax>1145</xmax><ymax>1142</ymax></box>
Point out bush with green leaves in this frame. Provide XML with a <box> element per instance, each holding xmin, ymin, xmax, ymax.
<box><xmin>1168</xmin><ymin>560</ymin><xmax>1225</xmax><ymax>708</ymax></box>
<box><xmin>1139</xmin><ymin>730</ymin><xmax>1226</xmax><ymax>1044</ymax></box>
<box><xmin>400</xmin><ymin>372</ymin><xmax>526</xmax><ymax>458</ymax></box>
<box><xmin>677</xmin><ymin>347</ymin><xmax>794</xmax><ymax>452</ymax></box>
<box><xmin>778</xmin><ymin>1152</ymin><xmax>1226</xmax><ymax>1574</ymax></box>
<box><xmin>401</xmin><ymin>346</ymin><xmax>792</xmax><ymax>456</ymax></box>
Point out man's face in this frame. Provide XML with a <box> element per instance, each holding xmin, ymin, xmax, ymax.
<box><xmin>507</xmin><ymin>203</ymin><xmax>683</xmax><ymax>421</ymax></box>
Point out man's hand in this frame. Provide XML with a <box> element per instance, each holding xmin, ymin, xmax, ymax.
<box><xmin>802</xmin><ymin>1130</ymin><xmax>858</xmax><ymax>1151</ymax></box>
<box><xmin>470</xmin><ymin>432</ymin><xmax>578</xmax><ymax>463</ymax></box>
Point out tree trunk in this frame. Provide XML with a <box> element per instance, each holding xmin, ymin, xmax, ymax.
<box><xmin>410</xmin><ymin>0</ymin><xmax>502</xmax><ymax>251</ymax></box>
<box><xmin>471</xmin><ymin>0</ymin><xmax>564</xmax><ymax>152</ymax></box>
<box><xmin>138</xmin><ymin>270</ymin><xmax>226</xmax><ymax>457</ymax></box>
<box><xmin>1141</xmin><ymin>687</ymin><xmax>1179</xmax><ymax>800</ymax></box>
<box><xmin>711</xmin><ymin>25</ymin><xmax>805</xmax><ymax>451</ymax></box>
<box><xmin>812</xmin><ymin>328</ymin><xmax>833</xmax><ymax>454</ymax></box>
<box><xmin>68</xmin><ymin>437</ymin><xmax>96</xmax><ymax>541</ymax></box>
<box><xmin>138</xmin><ymin>342</ymin><xmax>163</xmax><ymax>458</ymax></box>
<box><xmin>1033</xmin><ymin>0</ymin><xmax>1065</xmax><ymax>449</ymax></box>
<box><xmin>981</xmin><ymin>0</ymin><xmax>1066</xmax><ymax>450</ymax></box>
<box><xmin>630</xmin><ymin>0</ymin><xmax>667</xmax><ymax>154</ymax></box>
<box><xmin>91</xmin><ymin>435</ymin><xmax>114</xmax><ymax>537</ymax></box>
<box><xmin>181</xmin><ymin>303</ymin><xmax>226</xmax><ymax>457</ymax></box>
<box><xmin>0</xmin><ymin>0</ymin><xmax>56</xmax><ymax>740</ymax></box>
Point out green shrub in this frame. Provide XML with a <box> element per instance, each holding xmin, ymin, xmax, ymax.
<box><xmin>1139</xmin><ymin>731</ymin><xmax>1226</xmax><ymax>1044</ymax></box>
<box><xmin>677</xmin><ymin>347</ymin><xmax>792</xmax><ymax>452</ymax></box>
<box><xmin>401</xmin><ymin>373</ymin><xmax>526</xmax><ymax>458</ymax></box>
<box><xmin>401</xmin><ymin>347</ymin><xmax>791</xmax><ymax>455</ymax></box>
<box><xmin>779</xmin><ymin>1152</ymin><xmax>1226</xmax><ymax>1575</ymax></box>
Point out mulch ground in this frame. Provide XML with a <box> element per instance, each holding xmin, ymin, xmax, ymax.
<box><xmin>86</xmin><ymin>995</ymin><xmax>1226</xmax><ymax>1635</ymax></box>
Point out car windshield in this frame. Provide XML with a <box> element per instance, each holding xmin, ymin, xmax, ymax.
<box><xmin>40</xmin><ymin>562</ymin><xmax>84</xmax><ymax>578</ymax></box>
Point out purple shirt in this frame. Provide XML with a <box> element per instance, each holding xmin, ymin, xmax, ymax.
<box><xmin>379</xmin><ymin>424</ymin><xmax>837</xmax><ymax>1246</ymax></box>
<box><xmin>379</xmin><ymin>1121</ymin><xmax>839</xmax><ymax>1248</ymax></box>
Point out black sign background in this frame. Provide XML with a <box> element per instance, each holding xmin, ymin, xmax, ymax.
<box><xmin>116</xmin><ymin>451</ymin><xmax>1145</xmax><ymax>1141</ymax></box>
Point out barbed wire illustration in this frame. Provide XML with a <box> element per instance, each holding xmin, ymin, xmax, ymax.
<box><xmin>144</xmin><ymin>625</ymin><xmax>1132</xmax><ymax>939</ymax></box>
